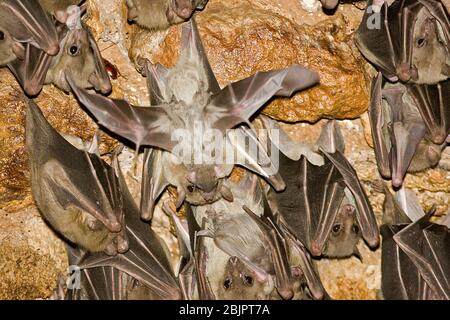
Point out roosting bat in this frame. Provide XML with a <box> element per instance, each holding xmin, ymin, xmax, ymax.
<box><xmin>378</xmin><ymin>185</ymin><xmax>450</xmax><ymax>300</ymax></box>
<box><xmin>0</xmin><ymin>0</ymin><xmax>59</xmax><ymax>62</ymax></box>
<box><xmin>126</xmin><ymin>0</ymin><xmax>208</xmax><ymax>30</ymax></box>
<box><xmin>356</xmin><ymin>0</ymin><xmax>450</xmax><ymax>84</ymax></box>
<box><xmin>26</xmin><ymin>100</ymin><xmax>129</xmax><ymax>255</ymax></box>
<box><xmin>188</xmin><ymin>172</ymin><xmax>328</xmax><ymax>300</ymax></box>
<box><xmin>264</xmin><ymin>120</ymin><xmax>379</xmax><ymax>258</ymax></box>
<box><xmin>68</xmin><ymin>19</ymin><xmax>320</xmax><ymax>220</ymax></box>
<box><xmin>67</xmin><ymin>157</ymin><xmax>182</xmax><ymax>300</ymax></box>
<box><xmin>0</xmin><ymin>1</ymin><xmax>59</xmax><ymax>95</ymax></box>
<box><xmin>369</xmin><ymin>73</ymin><xmax>447</xmax><ymax>188</ymax></box>
<box><xmin>8</xmin><ymin>5</ymin><xmax>111</xmax><ymax>96</ymax></box>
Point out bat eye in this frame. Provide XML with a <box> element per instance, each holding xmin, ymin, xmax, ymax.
<box><xmin>187</xmin><ymin>185</ymin><xmax>195</xmax><ymax>193</ymax></box>
<box><xmin>69</xmin><ymin>45</ymin><xmax>80</xmax><ymax>56</ymax></box>
<box><xmin>353</xmin><ymin>224</ymin><xmax>360</xmax><ymax>234</ymax></box>
<box><xmin>0</xmin><ymin>31</ymin><xmax>4</xmax><ymax>41</ymax></box>
<box><xmin>242</xmin><ymin>275</ymin><xmax>253</xmax><ymax>286</ymax></box>
<box><xmin>332</xmin><ymin>224</ymin><xmax>341</xmax><ymax>234</ymax></box>
<box><xmin>416</xmin><ymin>38</ymin><xmax>426</xmax><ymax>48</ymax></box>
<box><xmin>223</xmin><ymin>278</ymin><xmax>232</xmax><ymax>290</ymax></box>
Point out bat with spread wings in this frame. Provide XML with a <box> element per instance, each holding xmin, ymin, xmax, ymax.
<box><xmin>356</xmin><ymin>0</ymin><xmax>450</xmax><ymax>84</ymax></box>
<box><xmin>68</xmin><ymin>19</ymin><xmax>320</xmax><ymax>220</ymax></box>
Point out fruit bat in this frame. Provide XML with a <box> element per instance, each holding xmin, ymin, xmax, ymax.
<box><xmin>26</xmin><ymin>100</ymin><xmax>129</xmax><ymax>255</ymax></box>
<box><xmin>379</xmin><ymin>186</ymin><xmax>450</xmax><ymax>300</ymax></box>
<box><xmin>126</xmin><ymin>0</ymin><xmax>209</xmax><ymax>30</ymax></box>
<box><xmin>0</xmin><ymin>0</ymin><xmax>60</xmax><ymax>95</ymax></box>
<box><xmin>65</xmin><ymin>157</ymin><xmax>182</xmax><ymax>300</ymax></box>
<box><xmin>68</xmin><ymin>19</ymin><xmax>320</xmax><ymax>220</ymax></box>
<box><xmin>356</xmin><ymin>0</ymin><xmax>450</xmax><ymax>84</ymax></box>
<box><xmin>189</xmin><ymin>172</ymin><xmax>328</xmax><ymax>300</ymax></box>
<box><xmin>369</xmin><ymin>73</ymin><xmax>447</xmax><ymax>188</ymax></box>
<box><xmin>264</xmin><ymin>120</ymin><xmax>380</xmax><ymax>258</ymax></box>
<box><xmin>8</xmin><ymin>5</ymin><xmax>111</xmax><ymax>96</ymax></box>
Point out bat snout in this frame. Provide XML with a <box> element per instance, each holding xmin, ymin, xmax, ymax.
<box><xmin>396</xmin><ymin>63</ymin><xmax>412</xmax><ymax>82</ymax></box>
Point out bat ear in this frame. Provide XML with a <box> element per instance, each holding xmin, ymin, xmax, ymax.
<box><xmin>180</xmin><ymin>19</ymin><xmax>221</xmax><ymax>94</ymax></box>
<box><xmin>316</xmin><ymin>120</ymin><xmax>345</xmax><ymax>154</ymax></box>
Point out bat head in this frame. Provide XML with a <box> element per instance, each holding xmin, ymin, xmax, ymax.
<box><xmin>0</xmin><ymin>28</ymin><xmax>16</xmax><ymax>66</ymax></box>
<box><xmin>405</xmin><ymin>6</ymin><xmax>450</xmax><ymax>83</ymax></box>
<box><xmin>171</xmin><ymin>0</ymin><xmax>208</xmax><ymax>19</ymax></box>
<box><xmin>320</xmin><ymin>201</ymin><xmax>362</xmax><ymax>259</ymax></box>
<box><xmin>180</xmin><ymin>164</ymin><xmax>232</xmax><ymax>205</ymax></box>
<box><xmin>217</xmin><ymin>256</ymin><xmax>272</xmax><ymax>300</ymax></box>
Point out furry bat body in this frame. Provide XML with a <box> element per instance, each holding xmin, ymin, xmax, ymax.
<box><xmin>369</xmin><ymin>73</ymin><xmax>448</xmax><ymax>187</ymax></box>
<box><xmin>69</xmin><ymin>19</ymin><xmax>320</xmax><ymax>220</ymax></box>
<box><xmin>26</xmin><ymin>100</ymin><xmax>128</xmax><ymax>255</ymax></box>
<box><xmin>8</xmin><ymin>5</ymin><xmax>111</xmax><ymax>96</ymax></box>
<box><xmin>263</xmin><ymin>120</ymin><xmax>379</xmax><ymax>258</ymax></box>
<box><xmin>378</xmin><ymin>186</ymin><xmax>450</xmax><ymax>300</ymax></box>
<box><xmin>189</xmin><ymin>172</ymin><xmax>328</xmax><ymax>300</ymax></box>
<box><xmin>66</xmin><ymin>163</ymin><xmax>182</xmax><ymax>300</ymax></box>
<box><xmin>126</xmin><ymin>0</ymin><xmax>208</xmax><ymax>30</ymax></box>
<box><xmin>356</xmin><ymin>0</ymin><xmax>450</xmax><ymax>84</ymax></box>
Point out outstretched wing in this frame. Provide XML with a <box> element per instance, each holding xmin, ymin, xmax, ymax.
<box><xmin>207</xmin><ymin>65</ymin><xmax>319</xmax><ymax>131</ymax></box>
<box><xmin>68</xmin><ymin>76</ymin><xmax>176</xmax><ymax>152</ymax></box>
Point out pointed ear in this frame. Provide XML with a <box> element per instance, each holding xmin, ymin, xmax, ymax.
<box><xmin>207</xmin><ymin>65</ymin><xmax>319</xmax><ymax>131</ymax></box>
<box><xmin>180</xmin><ymin>19</ymin><xmax>221</xmax><ymax>94</ymax></box>
<box><xmin>67</xmin><ymin>75</ymin><xmax>176</xmax><ymax>152</ymax></box>
<box><xmin>316</xmin><ymin>120</ymin><xmax>345</xmax><ymax>154</ymax></box>
<box><xmin>7</xmin><ymin>43</ymin><xmax>53</xmax><ymax>96</ymax></box>
<box><xmin>0</xmin><ymin>0</ymin><xmax>59</xmax><ymax>55</ymax></box>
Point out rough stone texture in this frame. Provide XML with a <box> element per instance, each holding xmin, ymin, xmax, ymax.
<box><xmin>0</xmin><ymin>0</ymin><xmax>448</xmax><ymax>300</ymax></box>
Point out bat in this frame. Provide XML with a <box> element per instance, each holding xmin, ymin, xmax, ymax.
<box><xmin>69</xmin><ymin>155</ymin><xmax>182</xmax><ymax>300</ymax></box>
<box><xmin>379</xmin><ymin>186</ymin><xmax>450</xmax><ymax>300</ymax></box>
<box><xmin>26</xmin><ymin>99</ymin><xmax>129</xmax><ymax>255</ymax></box>
<box><xmin>126</xmin><ymin>0</ymin><xmax>209</xmax><ymax>30</ymax></box>
<box><xmin>355</xmin><ymin>0</ymin><xmax>450</xmax><ymax>84</ymax></box>
<box><xmin>369</xmin><ymin>73</ymin><xmax>447</xmax><ymax>188</ymax></box>
<box><xmin>265</xmin><ymin>120</ymin><xmax>379</xmax><ymax>258</ymax></box>
<box><xmin>68</xmin><ymin>19</ymin><xmax>320</xmax><ymax>220</ymax></box>
<box><xmin>39</xmin><ymin>0</ymin><xmax>84</xmax><ymax>16</ymax></box>
<box><xmin>7</xmin><ymin>4</ymin><xmax>111</xmax><ymax>96</ymax></box>
<box><xmin>0</xmin><ymin>0</ymin><xmax>59</xmax><ymax>60</ymax></box>
<box><xmin>0</xmin><ymin>0</ymin><xmax>59</xmax><ymax>95</ymax></box>
<box><xmin>190</xmin><ymin>172</ymin><xmax>328</xmax><ymax>300</ymax></box>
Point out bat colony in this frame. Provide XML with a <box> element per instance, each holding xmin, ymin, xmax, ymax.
<box><xmin>0</xmin><ymin>0</ymin><xmax>448</xmax><ymax>300</ymax></box>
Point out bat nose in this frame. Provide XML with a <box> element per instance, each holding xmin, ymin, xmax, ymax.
<box><xmin>396</xmin><ymin>63</ymin><xmax>412</xmax><ymax>82</ymax></box>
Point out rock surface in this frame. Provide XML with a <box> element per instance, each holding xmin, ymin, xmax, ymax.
<box><xmin>0</xmin><ymin>0</ymin><xmax>447</xmax><ymax>300</ymax></box>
